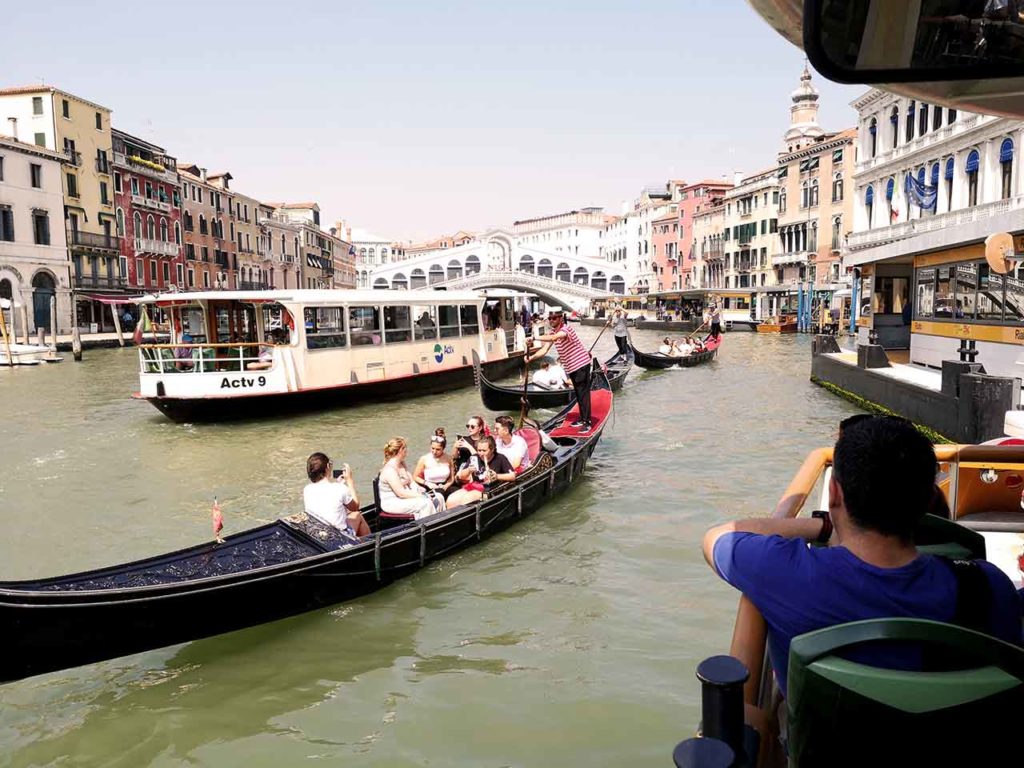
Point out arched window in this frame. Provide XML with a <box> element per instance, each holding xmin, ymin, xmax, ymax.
<box><xmin>930</xmin><ymin>163</ymin><xmax>940</xmax><ymax>214</ymax></box>
<box><xmin>932</xmin><ymin>106</ymin><xmax>943</xmax><ymax>132</ymax></box>
<box><xmin>832</xmin><ymin>172</ymin><xmax>843</xmax><ymax>202</ymax></box>
<box><xmin>801</xmin><ymin>181</ymin><xmax>809</xmax><ymax>208</ymax></box>
<box><xmin>945</xmin><ymin>156</ymin><xmax>955</xmax><ymax>211</ymax></box>
<box><xmin>115</xmin><ymin>208</ymin><xmax>125</xmax><ymax>236</ymax></box>
<box><xmin>1000</xmin><ymin>138</ymin><xmax>1014</xmax><ymax>200</ymax></box>
<box><xmin>868</xmin><ymin>117</ymin><xmax>878</xmax><ymax>157</ymax></box>
<box><xmin>779</xmin><ymin>188</ymin><xmax>787</xmax><ymax>213</ymax></box>
<box><xmin>966</xmin><ymin>149</ymin><xmax>980</xmax><ymax>207</ymax></box>
<box><xmin>133</xmin><ymin>212</ymin><xmax>142</xmax><ymax>239</ymax></box>
<box><xmin>865</xmin><ymin>185</ymin><xmax>875</xmax><ymax>229</ymax></box>
<box><xmin>890</xmin><ymin>106</ymin><xmax>899</xmax><ymax>149</ymax></box>
<box><xmin>175</xmin><ymin>222</ymin><xmax>181</xmax><ymax>244</ymax></box>
<box><xmin>810</xmin><ymin>178</ymin><xmax>820</xmax><ymax>207</ymax></box>
<box><xmin>831</xmin><ymin>216</ymin><xmax>842</xmax><ymax>250</ymax></box>
<box><xmin>381</xmin><ymin>247</ymin><xmax>388</xmax><ymax>259</ymax></box>
<box><xmin>0</xmin><ymin>278</ymin><xmax>11</xmax><ymax>301</ymax></box>
<box><xmin>885</xmin><ymin>177</ymin><xmax>896</xmax><ymax>221</ymax></box>
<box><xmin>160</xmin><ymin>219</ymin><xmax>168</xmax><ymax>242</ymax></box>
<box><xmin>147</xmin><ymin>215</ymin><xmax>156</xmax><ymax>239</ymax></box>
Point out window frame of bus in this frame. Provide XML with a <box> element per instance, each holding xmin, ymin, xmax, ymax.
<box><xmin>304</xmin><ymin>306</ymin><xmax>347</xmax><ymax>350</ymax></box>
<box><xmin>913</xmin><ymin>258</ymin><xmax>1024</xmax><ymax>325</ymax></box>
<box><xmin>349</xmin><ymin>305</ymin><xmax>382</xmax><ymax>346</ymax></box>
<box><xmin>412</xmin><ymin>305</ymin><xmax>438</xmax><ymax>341</ymax></box>
<box><xmin>261</xmin><ymin>303</ymin><xmax>293</xmax><ymax>344</ymax></box>
<box><xmin>383</xmin><ymin>304</ymin><xmax>412</xmax><ymax>344</ymax></box>
<box><xmin>181</xmin><ymin>305</ymin><xmax>207</xmax><ymax>343</ymax></box>
<box><xmin>437</xmin><ymin>305</ymin><xmax>460</xmax><ymax>338</ymax></box>
<box><xmin>459</xmin><ymin>304</ymin><xmax>480</xmax><ymax>336</ymax></box>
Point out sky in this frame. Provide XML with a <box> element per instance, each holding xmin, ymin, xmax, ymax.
<box><xmin>5</xmin><ymin>0</ymin><xmax>865</xmax><ymax>241</ymax></box>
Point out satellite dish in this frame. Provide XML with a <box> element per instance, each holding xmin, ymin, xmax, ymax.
<box><xmin>985</xmin><ymin>232</ymin><xmax>1018</xmax><ymax>275</ymax></box>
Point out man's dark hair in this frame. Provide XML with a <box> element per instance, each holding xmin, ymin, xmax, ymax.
<box><xmin>832</xmin><ymin>417</ymin><xmax>937</xmax><ymax>539</ymax></box>
<box><xmin>475</xmin><ymin>435</ymin><xmax>497</xmax><ymax>453</ymax></box>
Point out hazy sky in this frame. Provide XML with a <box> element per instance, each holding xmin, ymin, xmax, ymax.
<box><xmin>6</xmin><ymin>0</ymin><xmax>865</xmax><ymax>241</ymax></box>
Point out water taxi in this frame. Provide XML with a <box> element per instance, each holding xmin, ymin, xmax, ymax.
<box><xmin>133</xmin><ymin>289</ymin><xmax>527</xmax><ymax>422</ymax></box>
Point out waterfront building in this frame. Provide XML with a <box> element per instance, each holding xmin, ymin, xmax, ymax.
<box><xmin>775</xmin><ymin>67</ymin><xmax>856</xmax><ymax>311</ymax></box>
<box><xmin>257</xmin><ymin>203</ymin><xmax>302</xmax><ymax>289</ymax></box>
<box><xmin>676</xmin><ymin>180</ymin><xmax>734</xmax><ymax>290</ymax></box>
<box><xmin>179</xmin><ymin>164</ymin><xmax>236</xmax><ymax>291</ymax></box>
<box><xmin>268</xmin><ymin>203</ymin><xmax>353</xmax><ymax>289</ymax></box>
<box><xmin>0</xmin><ymin>134</ymin><xmax>72</xmax><ymax>334</ymax></box>
<box><xmin>844</xmin><ymin>88</ymin><xmax>1024</xmax><ymax>377</ymax></box>
<box><xmin>650</xmin><ymin>209</ymin><xmax>679</xmax><ymax>293</ymax></box>
<box><xmin>721</xmin><ymin>168</ymin><xmax>780</xmax><ymax>318</ymax></box>
<box><xmin>340</xmin><ymin>224</ymin><xmax>397</xmax><ymax>287</ymax></box>
<box><xmin>600</xmin><ymin>183</ymin><xmax>681</xmax><ymax>293</ymax></box>
<box><xmin>112</xmin><ymin>129</ymin><xmax>183</xmax><ymax>293</ymax></box>
<box><xmin>222</xmin><ymin>183</ymin><xmax>265</xmax><ymax>290</ymax></box>
<box><xmin>0</xmin><ymin>86</ymin><xmax>120</xmax><ymax>330</ymax></box>
<box><xmin>512</xmin><ymin>208</ymin><xmax>611</xmax><ymax>260</ymax></box>
<box><xmin>691</xmin><ymin>200</ymin><xmax>727</xmax><ymax>290</ymax></box>
<box><xmin>393</xmin><ymin>231</ymin><xmax>475</xmax><ymax>263</ymax></box>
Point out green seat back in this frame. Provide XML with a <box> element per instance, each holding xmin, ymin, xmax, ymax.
<box><xmin>787</xmin><ymin>619</ymin><xmax>1024</xmax><ymax>766</ymax></box>
<box><xmin>914</xmin><ymin>512</ymin><xmax>986</xmax><ymax>560</ymax></box>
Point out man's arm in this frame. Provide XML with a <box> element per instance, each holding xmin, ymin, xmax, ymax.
<box><xmin>702</xmin><ymin>517</ymin><xmax>825</xmax><ymax>570</ymax></box>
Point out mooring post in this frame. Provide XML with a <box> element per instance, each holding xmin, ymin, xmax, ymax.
<box><xmin>72</xmin><ymin>324</ymin><xmax>82</xmax><ymax>361</ymax></box>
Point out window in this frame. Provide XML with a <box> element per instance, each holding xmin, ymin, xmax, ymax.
<box><xmin>188</xmin><ymin>268</ymin><xmax>195</xmax><ymax>288</ymax></box>
<box><xmin>100</xmin><ymin>181</ymin><xmax>109</xmax><ymax>205</ymax></box>
<box><xmin>953</xmin><ymin>262</ymin><xmax>977</xmax><ymax>319</ymax></box>
<box><xmin>304</xmin><ymin>306</ymin><xmax>347</xmax><ymax>349</ymax></box>
<box><xmin>175</xmin><ymin>222</ymin><xmax>181</xmax><ymax>245</ymax></box>
<box><xmin>874</xmin><ymin>276</ymin><xmax>909</xmax><ymax>316</ymax></box>
<box><xmin>438</xmin><ymin>305</ymin><xmax>460</xmax><ymax>338</ymax></box>
<box><xmin>832</xmin><ymin>172</ymin><xmax>844</xmax><ymax>202</ymax></box>
<box><xmin>33</xmin><ymin>132</ymin><xmax>45</xmax><ymax>148</ymax></box>
<box><xmin>0</xmin><ymin>206</ymin><xmax>13</xmax><ymax>241</ymax></box>
<box><xmin>0</xmin><ymin>155</ymin><xmax>4</xmax><ymax>182</ymax></box>
<box><xmin>890</xmin><ymin>106</ymin><xmax>899</xmax><ymax>149</ymax></box>
<box><xmin>976</xmin><ymin>263</ymin><xmax>1002</xmax><ymax>321</ymax></box>
<box><xmin>32</xmin><ymin>97</ymin><xmax>43</xmax><ymax>115</ymax></box>
<box><xmin>66</xmin><ymin>173</ymin><xmax>78</xmax><ymax>198</ymax></box>
<box><xmin>203</xmin><ymin>271</ymin><xmax>210</xmax><ymax>289</ymax></box>
<box><xmin>150</xmin><ymin>260</ymin><xmax>158</xmax><ymax>283</ymax></box>
<box><xmin>186</xmin><ymin>243</ymin><xmax>195</xmax><ymax>260</ymax></box>
<box><xmin>810</xmin><ymin>179</ymin><xmax>819</xmax><ymax>207</ymax></box>
<box><xmin>61</xmin><ymin>99</ymin><xmax>69</xmax><ymax>118</ymax></box>
<box><xmin>459</xmin><ymin>305</ymin><xmax>480</xmax><ymax>336</ymax></box>
<box><xmin>778</xmin><ymin>189</ymin><xmax>786</xmax><ymax>213</ymax></box>
<box><xmin>945</xmin><ymin>157</ymin><xmax>955</xmax><ymax>210</ymax></box>
<box><xmin>32</xmin><ymin>210</ymin><xmax>50</xmax><ymax>245</ymax></box>
<box><xmin>966</xmin><ymin>149</ymin><xmax>980</xmax><ymax>207</ymax></box>
<box><xmin>114</xmin><ymin>172</ymin><xmax>122</xmax><ymax>193</ymax></box>
<box><xmin>1000</xmin><ymin>138</ymin><xmax>1014</xmax><ymax>200</ymax></box>
<box><xmin>161</xmin><ymin>219</ymin><xmax>168</xmax><ymax>242</ymax></box>
<box><xmin>934</xmin><ymin>267</ymin><xmax>953</xmax><ymax>317</ymax></box>
<box><xmin>145</xmin><ymin>181</ymin><xmax>153</xmax><ymax>199</ymax></box>
<box><xmin>948</xmin><ymin>109</ymin><xmax>957</xmax><ymax>124</ymax></box>
<box><xmin>831</xmin><ymin>217</ymin><xmax>842</xmax><ymax>250</ymax></box>
<box><xmin>905</xmin><ymin>101</ymin><xmax>915</xmax><ymax>143</ymax></box>
<box><xmin>95</xmin><ymin>112</ymin><xmax>102</xmax><ymax>130</ymax></box>
<box><xmin>865</xmin><ymin>185</ymin><xmax>874</xmax><ymax>229</ymax></box>
<box><xmin>869</xmin><ymin>117</ymin><xmax>877</xmax><ymax>157</ymax></box>
<box><xmin>411</xmin><ymin>306</ymin><xmax>437</xmax><ymax>340</ymax></box>
<box><xmin>349</xmin><ymin>306</ymin><xmax>381</xmax><ymax>345</ymax></box>
<box><xmin>933</xmin><ymin>106</ymin><xmax>943</xmax><ymax>132</ymax></box>
<box><xmin>116</xmin><ymin>209</ymin><xmax>124</xmax><ymax>236</ymax></box>
<box><xmin>919</xmin><ymin>103</ymin><xmax>929</xmax><ymax>136</ymax></box>
<box><xmin>177</xmin><ymin>264</ymin><xmax>184</xmax><ymax>285</ymax></box>
<box><xmin>131</xmin><ymin>177</ymin><xmax>139</xmax><ymax>195</ymax></box>
<box><xmin>383</xmin><ymin>305</ymin><xmax>412</xmax><ymax>344</ymax></box>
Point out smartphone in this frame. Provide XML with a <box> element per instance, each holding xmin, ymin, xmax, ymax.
<box><xmin>333</xmin><ymin>468</ymin><xmax>346</xmax><ymax>479</ymax></box>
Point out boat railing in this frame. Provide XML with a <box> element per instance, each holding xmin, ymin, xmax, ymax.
<box><xmin>138</xmin><ymin>342</ymin><xmax>273</xmax><ymax>374</ymax></box>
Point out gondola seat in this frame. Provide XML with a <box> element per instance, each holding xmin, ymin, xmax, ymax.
<box><xmin>516</xmin><ymin>426</ymin><xmax>544</xmax><ymax>464</ymax></box>
<box><xmin>372</xmin><ymin>475</ymin><xmax>416</xmax><ymax>530</ymax></box>
<box><xmin>786</xmin><ymin>618</ymin><xmax>1024</xmax><ymax>767</ymax></box>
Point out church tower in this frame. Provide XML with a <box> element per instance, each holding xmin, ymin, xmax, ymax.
<box><xmin>783</xmin><ymin>64</ymin><xmax>826</xmax><ymax>154</ymax></box>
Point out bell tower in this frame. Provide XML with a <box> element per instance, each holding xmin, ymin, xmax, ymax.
<box><xmin>783</xmin><ymin>63</ymin><xmax>825</xmax><ymax>154</ymax></box>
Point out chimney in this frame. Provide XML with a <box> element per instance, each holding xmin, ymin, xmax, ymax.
<box><xmin>7</xmin><ymin>117</ymin><xmax>16</xmax><ymax>141</ymax></box>
<box><xmin>733</xmin><ymin>170</ymin><xmax>743</xmax><ymax>186</ymax></box>
<box><xmin>200</xmin><ymin>167</ymin><xmax>208</xmax><ymax>182</ymax></box>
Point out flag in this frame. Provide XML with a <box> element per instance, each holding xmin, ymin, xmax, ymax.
<box><xmin>132</xmin><ymin>305</ymin><xmax>149</xmax><ymax>345</ymax></box>
<box><xmin>890</xmin><ymin>206</ymin><xmax>899</xmax><ymax>222</ymax></box>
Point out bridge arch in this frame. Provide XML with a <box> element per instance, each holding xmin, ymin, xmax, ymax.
<box><xmin>573</xmin><ymin>267</ymin><xmax>589</xmax><ymax>285</ymax></box>
<box><xmin>592</xmin><ymin>270</ymin><xmax>607</xmax><ymax>291</ymax></box>
<box><xmin>392</xmin><ymin>272</ymin><xmax>408</xmax><ymax>290</ymax></box>
<box><xmin>447</xmin><ymin>260</ymin><xmax>462</xmax><ymax>280</ymax></box>
<box><xmin>537</xmin><ymin>258</ymin><xmax>552</xmax><ymax>278</ymax></box>
<box><xmin>555</xmin><ymin>262</ymin><xmax>570</xmax><ymax>282</ymax></box>
<box><xmin>519</xmin><ymin>254</ymin><xmax>535</xmax><ymax>273</ymax></box>
<box><xmin>610</xmin><ymin>274</ymin><xmax>626</xmax><ymax>294</ymax></box>
<box><xmin>429</xmin><ymin>264</ymin><xmax>445</xmax><ymax>285</ymax></box>
<box><xmin>465</xmin><ymin>255</ymin><xmax>481</xmax><ymax>275</ymax></box>
<box><xmin>373</xmin><ymin>277</ymin><xmax>389</xmax><ymax>289</ymax></box>
<box><xmin>410</xmin><ymin>268</ymin><xmax>426</xmax><ymax>289</ymax></box>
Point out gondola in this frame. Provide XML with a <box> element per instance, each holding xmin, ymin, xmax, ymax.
<box><xmin>629</xmin><ymin>334</ymin><xmax>721</xmax><ymax>370</ymax></box>
<box><xmin>473</xmin><ymin>348</ymin><xmax>632</xmax><ymax>411</ymax></box>
<box><xmin>0</xmin><ymin>370</ymin><xmax>614</xmax><ymax>685</ymax></box>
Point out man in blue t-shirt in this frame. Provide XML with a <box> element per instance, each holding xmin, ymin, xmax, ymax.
<box><xmin>703</xmin><ymin>416</ymin><xmax>1022</xmax><ymax>697</ymax></box>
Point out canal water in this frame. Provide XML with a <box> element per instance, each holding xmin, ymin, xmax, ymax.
<box><xmin>0</xmin><ymin>328</ymin><xmax>861</xmax><ymax>767</ymax></box>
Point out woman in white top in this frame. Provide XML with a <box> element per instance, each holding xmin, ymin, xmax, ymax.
<box><xmin>493</xmin><ymin>415</ymin><xmax>531</xmax><ymax>472</ymax></box>
<box><xmin>413</xmin><ymin>428</ymin><xmax>455</xmax><ymax>497</ymax></box>
<box><xmin>379</xmin><ymin>437</ymin><xmax>437</xmax><ymax>519</ymax></box>
<box><xmin>302</xmin><ymin>452</ymin><xmax>370</xmax><ymax>537</ymax></box>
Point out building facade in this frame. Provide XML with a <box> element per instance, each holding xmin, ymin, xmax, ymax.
<box><xmin>650</xmin><ymin>210</ymin><xmax>679</xmax><ymax>292</ymax></box>
<box><xmin>258</xmin><ymin>204</ymin><xmax>302</xmax><ymax>290</ymax></box>
<box><xmin>691</xmin><ymin>200</ymin><xmax>727</xmax><ymax>290</ymax></box>
<box><xmin>512</xmin><ymin>208</ymin><xmax>611</xmax><ymax>260</ymax></box>
<box><xmin>0</xmin><ymin>85</ymin><xmax>120</xmax><ymax>329</ymax></box>
<box><xmin>845</xmin><ymin>87</ymin><xmax>1024</xmax><ymax>374</ymax></box>
<box><xmin>677</xmin><ymin>180</ymin><xmax>733</xmax><ymax>290</ymax></box>
<box><xmin>179</xmin><ymin>164</ymin><xmax>236</xmax><ymax>291</ymax></box>
<box><xmin>0</xmin><ymin>135</ymin><xmax>72</xmax><ymax>333</ymax></box>
<box><xmin>721</xmin><ymin>169</ymin><xmax>780</xmax><ymax>294</ymax></box>
<box><xmin>112</xmin><ymin>129</ymin><xmax>183</xmax><ymax>293</ymax></box>
<box><xmin>600</xmin><ymin>184</ymin><xmax>681</xmax><ymax>293</ymax></box>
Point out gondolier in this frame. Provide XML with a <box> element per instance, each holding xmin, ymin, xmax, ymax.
<box><xmin>708</xmin><ymin>303</ymin><xmax>722</xmax><ymax>337</ymax></box>
<box><xmin>528</xmin><ymin>311</ymin><xmax>593</xmax><ymax>433</ymax></box>
<box><xmin>607</xmin><ymin>308</ymin><xmax>629</xmax><ymax>354</ymax></box>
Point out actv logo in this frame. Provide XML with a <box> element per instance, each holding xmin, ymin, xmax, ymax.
<box><xmin>433</xmin><ymin>344</ymin><xmax>444</xmax><ymax>363</ymax></box>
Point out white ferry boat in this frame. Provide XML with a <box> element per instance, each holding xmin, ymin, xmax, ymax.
<box><xmin>133</xmin><ymin>289</ymin><xmax>527</xmax><ymax>422</ymax></box>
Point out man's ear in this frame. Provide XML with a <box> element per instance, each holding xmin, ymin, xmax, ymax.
<box><xmin>828</xmin><ymin>471</ymin><xmax>844</xmax><ymax>511</ymax></box>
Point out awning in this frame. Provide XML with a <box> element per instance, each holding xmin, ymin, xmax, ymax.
<box><xmin>966</xmin><ymin>149</ymin><xmax>980</xmax><ymax>174</ymax></box>
<box><xmin>945</xmin><ymin>157</ymin><xmax>955</xmax><ymax>180</ymax></box>
<box><xmin>78</xmin><ymin>293</ymin><xmax>145</xmax><ymax>305</ymax></box>
<box><xmin>1000</xmin><ymin>138</ymin><xmax>1014</xmax><ymax>164</ymax></box>
<box><xmin>885</xmin><ymin>178</ymin><xmax>895</xmax><ymax>200</ymax></box>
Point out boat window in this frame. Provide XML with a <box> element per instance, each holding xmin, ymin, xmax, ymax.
<box><xmin>953</xmin><ymin>263</ymin><xmax>977</xmax><ymax>320</ymax></box>
<box><xmin>1004</xmin><ymin>263</ymin><xmax>1024</xmax><ymax>324</ymax></box>
<box><xmin>261</xmin><ymin>303</ymin><xmax>293</xmax><ymax>343</ymax></box>
<box><xmin>214</xmin><ymin>303</ymin><xmax>257</xmax><ymax>343</ymax></box>
<box><xmin>180</xmin><ymin>306</ymin><xmax>207</xmax><ymax>342</ymax></box>
<box><xmin>934</xmin><ymin>268</ymin><xmax>952</xmax><ymax>318</ymax></box>
<box><xmin>977</xmin><ymin>264</ymin><xmax>1003</xmax><ymax>322</ymax></box>
<box><xmin>437</xmin><ymin>305</ymin><xmax>460</xmax><ymax>339</ymax></box>
<box><xmin>413</xmin><ymin>305</ymin><xmax>437</xmax><ymax>340</ymax></box>
<box><xmin>305</xmin><ymin>306</ymin><xmax>347</xmax><ymax>349</ymax></box>
<box><xmin>383</xmin><ymin>305</ymin><xmax>412</xmax><ymax>344</ymax></box>
<box><xmin>349</xmin><ymin>305</ymin><xmax>381</xmax><ymax>346</ymax></box>
<box><xmin>915</xmin><ymin>268</ymin><xmax>935</xmax><ymax>319</ymax></box>
<box><xmin>459</xmin><ymin>305</ymin><xmax>479</xmax><ymax>336</ymax></box>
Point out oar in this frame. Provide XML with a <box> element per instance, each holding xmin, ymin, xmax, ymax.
<box><xmin>686</xmin><ymin>319</ymin><xmax>708</xmax><ymax>341</ymax></box>
<box><xmin>0</xmin><ymin>301</ymin><xmax>13</xmax><ymax>367</ymax></box>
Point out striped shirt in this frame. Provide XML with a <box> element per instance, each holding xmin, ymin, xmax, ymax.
<box><xmin>553</xmin><ymin>324</ymin><xmax>591</xmax><ymax>374</ymax></box>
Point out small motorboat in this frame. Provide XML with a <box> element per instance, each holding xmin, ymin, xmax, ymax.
<box><xmin>0</xmin><ymin>370</ymin><xmax>615</xmax><ymax>685</ymax></box>
<box><xmin>756</xmin><ymin>314</ymin><xmax>798</xmax><ymax>333</ymax></box>
<box><xmin>473</xmin><ymin>348</ymin><xmax>632</xmax><ymax>411</ymax></box>
<box><xmin>629</xmin><ymin>334</ymin><xmax>721</xmax><ymax>370</ymax></box>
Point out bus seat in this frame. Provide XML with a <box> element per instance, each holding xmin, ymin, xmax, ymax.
<box><xmin>913</xmin><ymin>513</ymin><xmax>987</xmax><ymax>560</ymax></box>
<box><xmin>787</xmin><ymin>618</ymin><xmax>1024</xmax><ymax>767</ymax></box>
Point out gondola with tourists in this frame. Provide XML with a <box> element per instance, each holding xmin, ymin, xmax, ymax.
<box><xmin>629</xmin><ymin>334</ymin><xmax>721</xmax><ymax>370</ymax></box>
<box><xmin>674</xmin><ymin>441</ymin><xmax>1024</xmax><ymax>767</ymax></box>
<box><xmin>473</xmin><ymin>348</ymin><xmax>632</xmax><ymax>411</ymax></box>
<box><xmin>0</xmin><ymin>369</ymin><xmax>614</xmax><ymax>685</ymax></box>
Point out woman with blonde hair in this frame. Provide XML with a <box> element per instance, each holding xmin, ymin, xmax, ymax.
<box><xmin>379</xmin><ymin>437</ymin><xmax>438</xmax><ymax>519</ymax></box>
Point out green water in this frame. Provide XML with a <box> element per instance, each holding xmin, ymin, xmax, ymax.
<box><xmin>0</xmin><ymin>328</ymin><xmax>860</xmax><ymax>767</ymax></box>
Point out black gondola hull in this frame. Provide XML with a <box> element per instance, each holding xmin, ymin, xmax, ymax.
<box><xmin>0</xmin><ymin>380</ymin><xmax>609</xmax><ymax>684</ymax></box>
<box><xmin>628</xmin><ymin>343</ymin><xmax>719</xmax><ymax>370</ymax></box>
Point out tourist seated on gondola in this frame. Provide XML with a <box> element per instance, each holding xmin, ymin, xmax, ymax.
<box><xmin>446</xmin><ymin>435</ymin><xmax>516</xmax><ymax>509</ymax></box>
<box><xmin>703</xmin><ymin>416</ymin><xmax>1022</xmax><ymax>701</ymax></box>
<box><xmin>659</xmin><ymin>337</ymin><xmax>675</xmax><ymax>355</ymax></box>
<box><xmin>413</xmin><ymin>428</ymin><xmax>456</xmax><ymax>498</ymax></box>
<box><xmin>494</xmin><ymin>415</ymin><xmax>531</xmax><ymax>472</ymax></box>
<box><xmin>303</xmin><ymin>452</ymin><xmax>370</xmax><ymax>537</ymax></box>
<box><xmin>454</xmin><ymin>415</ymin><xmax>488</xmax><ymax>465</ymax></box>
<box><xmin>532</xmin><ymin>360</ymin><xmax>570</xmax><ymax>389</ymax></box>
<box><xmin>379</xmin><ymin>437</ymin><xmax>440</xmax><ymax>519</ymax></box>
<box><xmin>672</xmin><ymin>338</ymin><xmax>694</xmax><ymax>356</ymax></box>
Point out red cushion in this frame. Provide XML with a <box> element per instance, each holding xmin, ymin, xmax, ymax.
<box><xmin>517</xmin><ymin>427</ymin><xmax>543</xmax><ymax>463</ymax></box>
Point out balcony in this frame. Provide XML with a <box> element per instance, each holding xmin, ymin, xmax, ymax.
<box><xmin>113</xmin><ymin>151</ymin><xmax>179</xmax><ymax>183</ymax></box>
<box><xmin>65</xmin><ymin>150</ymin><xmax>81</xmax><ymax>167</ymax></box>
<box><xmin>135</xmin><ymin>238</ymin><xmax>179</xmax><ymax>257</ymax></box>
<box><xmin>131</xmin><ymin>193</ymin><xmax>171</xmax><ymax>214</ymax></box>
<box><xmin>772</xmin><ymin>251</ymin><xmax>810</xmax><ymax>267</ymax></box>
<box><xmin>70</xmin><ymin>230</ymin><xmax>119</xmax><ymax>252</ymax></box>
<box><xmin>73</xmin><ymin>275</ymin><xmax>127</xmax><ymax>290</ymax></box>
<box><xmin>701</xmin><ymin>248</ymin><xmax>725</xmax><ymax>261</ymax></box>
<box><xmin>238</xmin><ymin>281</ymin><xmax>270</xmax><ymax>291</ymax></box>
<box><xmin>856</xmin><ymin>114</ymin><xmax>983</xmax><ymax>174</ymax></box>
<box><xmin>848</xmin><ymin>194</ymin><xmax>1024</xmax><ymax>251</ymax></box>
